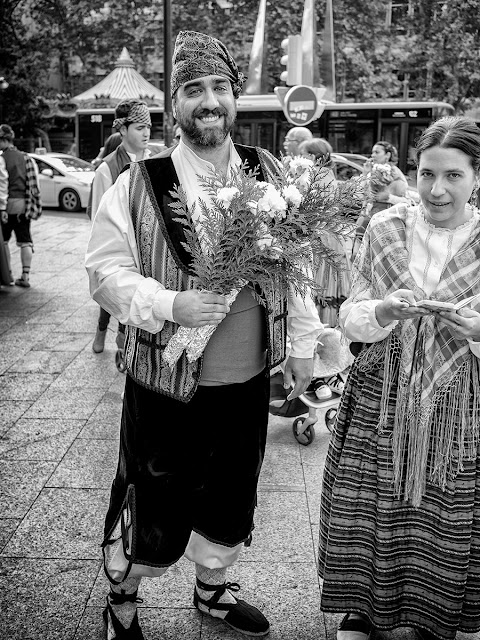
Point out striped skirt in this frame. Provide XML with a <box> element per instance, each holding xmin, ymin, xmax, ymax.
<box><xmin>318</xmin><ymin>343</ymin><xmax>480</xmax><ymax>639</ymax></box>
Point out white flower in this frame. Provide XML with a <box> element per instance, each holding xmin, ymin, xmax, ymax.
<box><xmin>288</xmin><ymin>157</ymin><xmax>314</xmax><ymax>175</ymax></box>
<box><xmin>257</xmin><ymin>183</ymin><xmax>287</xmax><ymax>219</ymax></box>
<box><xmin>256</xmin><ymin>231</ymin><xmax>283</xmax><ymax>258</ymax></box>
<box><xmin>367</xmin><ymin>163</ymin><xmax>392</xmax><ymax>180</ymax></box>
<box><xmin>295</xmin><ymin>170</ymin><xmax>312</xmax><ymax>194</ymax></box>
<box><xmin>282</xmin><ymin>184</ymin><xmax>302</xmax><ymax>207</ymax></box>
<box><xmin>257</xmin><ymin>232</ymin><xmax>274</xmax><ymax>250</ymax></box>
<box><xmin>216</xmin><ymin>186</ymin><xmax>240</xmax><ymax>208</ymax></box>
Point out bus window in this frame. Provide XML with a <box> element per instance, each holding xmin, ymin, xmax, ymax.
<box><xmin>257</xmin><ymin>122</ymin><xmax>276</xmax><ymax>154</ymax></box>
<box><xmin>233</xmin><ymin>122</ymin><xmax>253</xmax><ymax>147</ymax></box>
<box><xmin>379</xmin><ymin>123</ymin><xmax>401</xmax><ymax>155</ymax></box>
<box><xmin>405</xmin><ymin>123</ymin><xmax>425</xmax><ymax>186</ymax></box>
<box><xmin>326</xmin><ymin>116</ymin><xmax>375</xmax><ymax>157</ymax></box>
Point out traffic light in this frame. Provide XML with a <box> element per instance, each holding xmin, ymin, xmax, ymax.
<box><xmin>280</xmin><ymin>35</ymin><xmax>303</xmax><ymax>86</ymax></box>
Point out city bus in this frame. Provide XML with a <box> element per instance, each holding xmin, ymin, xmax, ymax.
<box><xmin>234</xmin><ymin>95</ymin><xmax>455</xmax><ymax>181</ymax></box>
<box><xmin>75</xmin><ymin>97</ymin><xmax>454</xmax><ymax>181</ymax></box>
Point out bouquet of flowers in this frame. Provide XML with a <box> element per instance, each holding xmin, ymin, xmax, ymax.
<box><xmin>163</xmin><ymin>157</ymin><xmax>360</xmax><ymax>367</ymax></box>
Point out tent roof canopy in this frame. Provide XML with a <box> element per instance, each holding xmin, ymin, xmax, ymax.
<box><xmin>72</xmin><ymin>48</ymin><xmax>164</xmax><ymax>107</ymax></box>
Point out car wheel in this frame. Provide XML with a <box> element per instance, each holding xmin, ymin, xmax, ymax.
<box><xmin>59</xmin><ymin>188</ymin><xmax>81</xmax><ymax>212</ymax></box>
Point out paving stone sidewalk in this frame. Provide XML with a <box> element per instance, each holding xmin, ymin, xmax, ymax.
<box><xmin>0</xmin><ymin>212</ymin><xmax>472</xmax><ymax>640</ymax></box>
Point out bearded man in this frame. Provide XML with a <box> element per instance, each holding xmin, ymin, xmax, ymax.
<box><xmin>85</xmin><ymin>31</ymin><xmax>322</xmax><ymax>639</ymax></box>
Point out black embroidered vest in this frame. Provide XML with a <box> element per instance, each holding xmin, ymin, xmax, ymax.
<box><xmin>124</xmin><ymin>144</ymin><xmax>288</xmax><ymax>402</ymax></box>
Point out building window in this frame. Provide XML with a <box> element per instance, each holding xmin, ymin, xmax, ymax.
<box><xmin>386</xmin><ymin>0</ymin><xmax>413</xmax><ymax>30</ymax></box>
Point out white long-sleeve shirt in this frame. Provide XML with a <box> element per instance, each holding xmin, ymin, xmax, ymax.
<box><xmin>90</xmin><ymin>148</ymin><xmax>152</xmax><ymax>220</ymax></box>
<box><xmin>0</xmin><ymin>154</ymin><xmax>8</xmax><ymax>210</ymax></box>
<box><xmin>340</xmin><ymin>206</ymin><xmax>480</xmax><ymax>357</ymax></box>
<box><xmin>85</xmin><ymin>139</ymin><xmax>322</xmax><ymax>358</ymax></box>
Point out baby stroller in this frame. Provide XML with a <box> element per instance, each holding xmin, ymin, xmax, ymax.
<box><xmin>269</xmin><ymin>328</ymin><xmax>354</xmax><ymax>445</ymax></box>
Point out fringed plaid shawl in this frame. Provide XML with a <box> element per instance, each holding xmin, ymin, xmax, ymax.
<box><xmin>352</xmin><ymin>204</ymin><xmax>480</xmax><ymax>506</ymax></box>
<box><xmin>24</xmin><ymin>154</ymin><xmax>42</xmax><ymax>220</ymax></box>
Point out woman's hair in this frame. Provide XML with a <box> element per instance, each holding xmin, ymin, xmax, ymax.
<box><xmin>374</xmin><ymin>140</ymin><xmax>398</xmax><ymax>164</ymax></box>
<box><xmin>415</xmin><ymin>116</ymin><xmax>480</xmax><ymax>172</ymax></box>
<box><xmin>298</xmin><ymin>137</ymin><xmax>333</xmax><ymax>168</ymax></box>
<box><xmin>101</xmin><ymin>133</ymin><xmax>122</xmax><ymax>158</ymax></box>
<box><xmin>368</xmin><ymin>163</ymin><xmax>395</xmax><ymax>198</ymax></box>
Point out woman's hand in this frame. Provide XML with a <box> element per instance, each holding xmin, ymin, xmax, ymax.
<box><xmin>437</xmin><ymin>307</ymin><xmax>480</xmax><ymax>341</ymax></box>
<box><xmin>375</xmin><ymin>289</ymin><xmax>430</xmax><ymax>327</ymax></box>
<box><xmin>363</xmin><ymin>158</ymin><xmax>373</xmax><ymax>175</ymax></box>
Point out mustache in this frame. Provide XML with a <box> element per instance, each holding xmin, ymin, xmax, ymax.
<box><xmin>192</xmin><ymin>107</ymin><xmax>227</xmax><ymax>118</ymax></box>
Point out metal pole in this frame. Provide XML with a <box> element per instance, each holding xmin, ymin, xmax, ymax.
<box><xmin>163</xmin><ymin>0</ymin><xmax>173</xmax><ymax>148</ymax></box>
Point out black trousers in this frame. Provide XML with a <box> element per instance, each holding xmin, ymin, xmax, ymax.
<box><xmin>104</xmin><ymin>369</ymin><xmax>270</xmax><ymax>568</ymax></box>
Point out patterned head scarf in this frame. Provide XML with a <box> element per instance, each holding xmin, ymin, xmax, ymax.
<box><xmin>171</xmin><ymin>31</ymin><xmax>245</xmax><ymax>99</ymax></box>
<box><xmin>112</xmin><ymin>101</ymin><xmax>152</xmax><ymax>131</ymax></box>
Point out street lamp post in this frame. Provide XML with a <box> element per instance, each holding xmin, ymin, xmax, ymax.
<box><xmin>163</xmin><ymin>0</ymin><xmax>173</xmax><ymax>148</ymax></box>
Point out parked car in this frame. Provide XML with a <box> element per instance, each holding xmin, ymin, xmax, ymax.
<box><xmin>29</xmin><ymin>152</ymin><xmax>95</xmax><ymax>212</ymax></box>
<box><xmin>331</xmin><ymin>153</ymin><xmax>365</xmax><ymax>181</ymax></box>
<box><xmin>331</xmin><ymin>153</ymin><xmax>419</xmax><ymax>203</ymax></box>
<box><xmin>334</xmin><ymin>152</ymin><xmax>369</xmax><ymax>167</ymax></box>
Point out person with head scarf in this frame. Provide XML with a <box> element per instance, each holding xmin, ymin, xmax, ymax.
<box><xmin>88</xmin><ymin>100</ymin><xmax>152</xmax><ymax>358</ymax></box>
<box><xmin>85</xmin><ymin>31</ymin><xmax>322</xmax><ymax>639</ymax></box>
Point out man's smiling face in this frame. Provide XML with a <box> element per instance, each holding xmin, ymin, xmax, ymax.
<box><xmin>173</xmin><ymin>74</ymin><xmax>236</xmax><ymax>148</ymax></box>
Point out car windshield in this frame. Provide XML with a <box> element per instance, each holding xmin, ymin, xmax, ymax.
<box><xmin>54</xmin><ymin>156</ymin><xmax>94</xmax><ymax>172</ymax></box>
<box><xmin>334</xmin><ymin>161</ymin><xmax>363</xmax><ymax>181</ymax></box>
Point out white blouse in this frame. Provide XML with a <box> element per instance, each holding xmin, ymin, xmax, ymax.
<box><xmin>340</xmin><ymin>206</ymin><xmax>480</xmax><ymax>356</ymax></box>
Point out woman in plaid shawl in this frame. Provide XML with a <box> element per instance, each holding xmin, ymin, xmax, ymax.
<box><xmin>319</xmin><ymin>117</ymin><xmax>480</xmax><ymax>640</ymax></box>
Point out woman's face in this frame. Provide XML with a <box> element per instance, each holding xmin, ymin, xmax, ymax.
<box><xmin>417</xmin><ymin>145</ymin><xmax>478</xmax><ymax>229</ymax></box>
<box><xmin>371</xmin><ymin>144</ymin><xmax>390</xmax><ymax>164</ymax></box>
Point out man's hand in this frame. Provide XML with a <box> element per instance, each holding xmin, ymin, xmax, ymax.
<box><xmin>172</xmin><ymin>290</ymin><xmax>230</xmax><ymax>328</ymax></box>
<box><xmin>283</xmin><ymin>356</ymin><xmax>314</xmax><ymax>401</ymax></box>
<box><xmin>0</xmin><ymin>210</ymin><xmax>7</xmax><ymax>224</ymax></box>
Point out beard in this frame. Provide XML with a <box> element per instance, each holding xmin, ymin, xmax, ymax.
<box><xmin>175</xmin><ymin>106</ymin><xmax>236</xmax><ymax>148</ymax></box>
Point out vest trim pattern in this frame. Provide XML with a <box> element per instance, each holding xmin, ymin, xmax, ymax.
<box><xmin>124</xmin><ymin>144</ymin><xmax>287</xmax><ymax>401</ymax></box>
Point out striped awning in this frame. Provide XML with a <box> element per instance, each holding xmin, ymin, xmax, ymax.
<box><xmin>72</xmin><ymin>48</ymin><xmax>164</xmax><ymax>106</ymax></box>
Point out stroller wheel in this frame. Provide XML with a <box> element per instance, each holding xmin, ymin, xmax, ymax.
<box><xmin>292</xmin><ymin>417</ymin><xmax>315</xmax><ymax>446</ymax></box>
<box><xmin>325</xmin><ymin>408</ymin><xmax>337</xmax><ymax>432</ymax></box>
<box><xmin>115</xmin><ymin>350</ymin><xmax>126</xmax><ymax>373</ymax></box>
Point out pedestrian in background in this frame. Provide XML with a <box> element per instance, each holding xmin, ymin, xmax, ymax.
<box><xmin>319</xmin><ymin>116</ymin><xmax>480</xmax><ymax>640</ymax></box>
<box><xmin>88</xmin><ymin>101</ymin><xmax>152</xmax><ymax>356</ymax></box>
<box><xmin>0</xmin><ymin>222</ymin><xmax>10</xmax><ymax>286</ymax></box>
<box><xmin>0</xmin><ymin>124</ymin><xmax>41</xmax><ymax>288</ymax></box>
<box><xmin>298</xmin><ymin>137</ymin><xmax>352</xmax><ymax>328</ymax></box>
<box><xmin>352</xmin><ymin>162</ymin><xmax>410</xmax><ymax>261</ymax></box>
<box><xmin>363</xmin><ymin>140</ymin><xmax>409</xmax><ymax>197</ymax></box>
<box><xmin>91</xmin><ymin>132</ymin><xmax>122</xmax><ymax>169</ymax></box>
<box><xmin>282</xmin><ymin>126</ymin><xmax>313</xmax><ymax>165</ymax></box>
<box><xmin>86</xmin><ymin>30</ymin><xmax>321</xmax><ymax>640</ymax></box>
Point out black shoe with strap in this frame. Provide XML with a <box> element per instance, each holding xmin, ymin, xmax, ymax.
<box><xmin>337</xmin><ymin>613</ymin><xmax>373</xmax><ymax>640</ymax></box>
<box><xmin>415</xmin><ymin>628</ymin><xmax>443</xmax><ymax>640</ymax></box>
<box><xmin>193</xmin><ymin>577</ymin><xmax>270</xmax><ymax>637</ymax></box>
<box><xmin>103</xmin><ymin>589</ymin><xmax>145</xmax><ymax>640</ymax></box>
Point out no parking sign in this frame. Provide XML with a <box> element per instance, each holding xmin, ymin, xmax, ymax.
<box><xmin>282</xmin><ymin>85</ymin><xmax>325</xmax><ymax>126</ymax></box>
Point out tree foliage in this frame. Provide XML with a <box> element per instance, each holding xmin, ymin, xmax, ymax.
<box><xmin>2</xmin><ymin>0</ymin><xmax>480</xmax><ymax>138</ymax></box>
